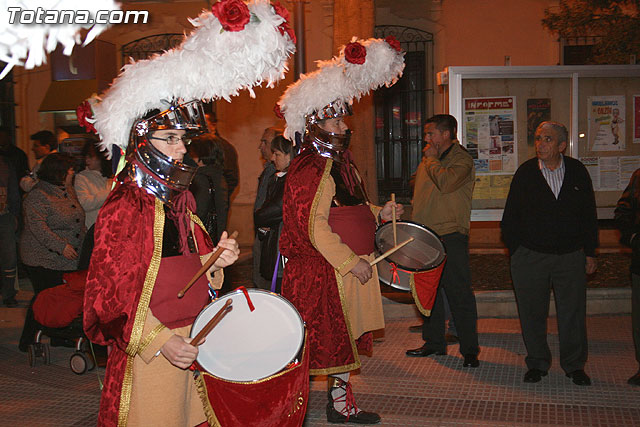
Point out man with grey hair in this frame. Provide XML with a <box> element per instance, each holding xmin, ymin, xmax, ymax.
<box><xmin>253</xmin><ymin>126</ymin><xmax>280</xmax><ymax>289</ymax></box>
<box><xmin>501</xmin><ymin>121</ymin><xmax>598</xmax><ymax>386</ymax></box>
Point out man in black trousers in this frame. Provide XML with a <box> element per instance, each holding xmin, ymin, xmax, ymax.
<box><xmin>501</xmin><ymin>121</ymin><xmax>598</xmax><ymax>386</ymax></box>
<box><xmin>614</xmin><ymin>168</ymin><xmax>640</xmax><ymax>386</ymax></box>
<box><xmin>405</xmin><ymin>114</ymin><xmax>480</xmax><ymax>368</ymax></box>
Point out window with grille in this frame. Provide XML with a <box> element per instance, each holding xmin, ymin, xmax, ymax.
<box><xmin>373</xmin><ymin>26</ymin><xmax>433</xmax><ymax>204</ymax></box>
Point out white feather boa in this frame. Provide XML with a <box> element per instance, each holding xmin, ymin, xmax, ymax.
<box><xmin>93</xmin><ymin>0</ymin><xmax>295</xmax><ymax>156</ymax></box>
<box><xmin>278</xmin><ymin>37</ymin><xmax>405</xmax><ymax>141</ymax></box>
<box><xmin>0</xmin><ymin>0</ymin><xmax>118</xmax><ymax>79</ymax></box>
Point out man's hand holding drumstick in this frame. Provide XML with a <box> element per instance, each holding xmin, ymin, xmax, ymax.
<box><xmin>161</xmin><ymin>231</ymin><xmax>240</xmax><ymax>369</ymax></box>
<box><xmin>208</xmin><ymin>231</ymin><xmax>240</xmax><ymax>273</ymax></box>
<box><xmin>350</xmin><ymin>199</ymin><xmax>404</xmax><ymax>285</ymax></box>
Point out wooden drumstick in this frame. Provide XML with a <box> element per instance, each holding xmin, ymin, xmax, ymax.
<box><xmin>192</xmin><ymin>299</ymin><xmax>232</xmax><ymax>346</ymax></box>
<box><xmin>369</xmin><ymin>237</ymin><xmax>414</xmax><ymax>266</ymax></box>
<box><xmin>178</xmin><ymin>230</ymin><xmax>239</xmax><ymax>298</ymax></box>
<box><xmin>391</xmin><ymin>193</ymin><xmax>397</xmax><ymax>246</ymax></box>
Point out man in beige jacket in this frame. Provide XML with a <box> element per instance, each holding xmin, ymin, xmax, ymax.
<box><xmin>406</xmin><ymin>114</ymin><xmax>480</xmax><ymax>368</ymax></box>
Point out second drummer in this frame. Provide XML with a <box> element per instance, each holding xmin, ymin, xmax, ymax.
<box><xmin>277</xmin><ymin>37</ymin><xmax>405</xmax><ymax>424</ymax></box>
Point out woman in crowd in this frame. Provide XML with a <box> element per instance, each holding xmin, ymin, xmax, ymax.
<box><xmin>188</xmin><ymin>135</ymin><xmax>228</xmax><ymax>245</ymax></box>
<box><xmin>74</xmin><ymin>140</ymin><xmax>112</xmax><ymax>229</ymax></box>
<box><xmin>254</xmin><ymin>135</ymin><xmax>293</xmax><ymax>293</ymax></box>
<box><xmin>19</xmin><ymin>153</ymin><xmax>85</xmax><ymax>351</ymax></box>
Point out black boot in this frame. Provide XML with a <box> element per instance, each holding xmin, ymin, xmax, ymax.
<box><xmin>326</xmin><ymin>378</ymin><xmax>381</xmax><ymax>424</ymax></box>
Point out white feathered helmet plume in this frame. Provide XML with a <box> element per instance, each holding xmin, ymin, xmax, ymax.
<box><xmin>276</xmin><ymin>36</ymin><xmax>405</xmax><ymax>142</ymax></box>
<box><xmin>88</xmin><ymin>0</ymin><xmax>296</xmax><ymax>158</ymax></box>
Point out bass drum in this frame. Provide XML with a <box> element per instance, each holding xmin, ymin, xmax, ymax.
<box><xmin>191</xmin><ymin>288</ymin><xmax>304</xmax><ymax>382</ymax></box>
<box><xmin>375</xmin><ymin>220</ymin><xmax>446</xmax><ymax>291</ymax></box>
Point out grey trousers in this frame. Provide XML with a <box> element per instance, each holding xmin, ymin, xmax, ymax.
<box><xmin>510</xmin><ymin>246</ymin><xmax>588</xmax><ymax>373</ymax></box>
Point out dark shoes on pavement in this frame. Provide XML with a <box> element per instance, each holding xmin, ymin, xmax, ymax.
<box><xmin>3</xmin><ymin>297</ymin><xmax>18</xmax><ymax>308</ymax></box>
<box><xmin>445</xmin><ymin>333</ymin><xmax>459</xmax><ymax>344</ymax></box>
<box><xmin>327</xmin><ymin>379</ymin><xmax>380</xmax><ymax>425</ymax></box>
<box><xmin>326</xmin><ymin>405</ymin><xmax>381</xmax><ymax>424</ymax></box>
<box><xmin>566</xmin><ymin>370</ymin><xmax>591</xmax><ymax>386</ymax></box>
<box><xmin>523</xmin><ymin>368</ymin><xmax>548</xmax><ymax>383</ymax></box>
<box><xmin>408</xmin><ymin>325</ymin><xmax>459</xmax><ymax>344</ymax></box>
<box><xmin>628</xmin><ymin>371</ymin><xmax>640</xmax><ymax>386</ymax></box>
<box><xmin>463</xmin><ymin>354</ymin><xmax>479</xmax><ymax>367</ymax></box>
<box><xmin>405</xmin><ymin>344</ymin><xmax>446</xmax><ymax>357</ymax></box>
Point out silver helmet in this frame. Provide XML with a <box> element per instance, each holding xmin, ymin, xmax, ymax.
<box><xmin>304</xmin><ymin>101</ymin><xmax>352</xmax><ymax>162</ymax></box>
<box><xmin>125</xmin><ymin>99</ymin><xmax>207</xmax><ymax>206</ymax></box>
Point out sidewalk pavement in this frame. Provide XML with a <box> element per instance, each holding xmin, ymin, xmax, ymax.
<box><xmin>1</xmin><ymin>287</ymin><xmax>639</xmax><ymax>426</ymax></box>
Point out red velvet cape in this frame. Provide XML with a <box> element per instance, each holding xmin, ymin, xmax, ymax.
<box><xmin>280</xmin><ymin>149</ymin><xmax>359</xmax><ymax>375</ymax></box>
<box><xmin>83</xmin><ymin>180</ymin><xmax>213</xmax><ymax>427</ymax></box>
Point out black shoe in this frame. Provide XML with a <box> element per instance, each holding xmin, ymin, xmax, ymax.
<box><xmin>445</xmin><ymin>333</ymin><xmax>459</xmax><ymax>343</ymax></box>
<box><xmin>463</xmin><ymin>354</ymin><xmax>479</xmax><ymax>367</ymax></box>
<box><xmin>566</xmin><ymin>369</ymin><xmax>591</xmax><ymax>386</ymax></box>
<box><xmin>327</xmin><ymin>404</ymin><xmax>381</xmax><ymax>424</ymax></box>
<box><xmin>405</xmin><ymin>344</ymin><xmax>446</xmax><ymax>357</ymax></box>
<box><xmin>327</xmin><ymin>378</ymin><xmax>381</xmax><ymax>424</ymax></box>
<box><xmin>3</xmin><ymin>297</ymin><xmax>18</xmax><ymax>308</ymax></box>
<box><xmin>523</xmin><ymin>368</ymin><xmax>547</xmax><ymax>383</ymax></box>
<box><xmin>628</xmin><ymin>371</ymin><xmax>640</xmax><ymax>386</ymax></box>
<box><xmin>408</xmin><ymin>324</ymin><xmax>422</xmax><ymax>333</ymax></box>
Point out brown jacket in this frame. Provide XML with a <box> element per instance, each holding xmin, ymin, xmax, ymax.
<box><xmin>412</xmin><ymin>142</ymin><xmax>475</xmax><ymax>236</ymax></box>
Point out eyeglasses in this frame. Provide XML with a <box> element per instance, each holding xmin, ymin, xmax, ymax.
<box><xmin>148</xmin><ymin>135</ymin><xmax>192</xmax><ymax>146</ymax></box>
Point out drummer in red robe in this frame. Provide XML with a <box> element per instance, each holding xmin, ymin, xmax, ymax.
<box><xmin>276</xmin><ymin>36</ymin><xmax>405</xmax><ymax>424</ymax></box>
<box><xmin>81</xmin><ymin>2</ymin><xmax>296</xmax><ymax>425</ymax></box>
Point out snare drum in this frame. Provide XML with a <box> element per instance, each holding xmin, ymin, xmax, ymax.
<box><xmin>374</xmin><ymin>221</ymin><xmax>446</xmax><ymax>316</ymax></box>
<box><xmin>191</xmin><ymin>289</ymin><xmax>310</xmax><ymax>426</ymax></box>
<box><xmin>375</xmin><ymin>221</ymin><xmax>446</xmax><ymax>291</ymax></box>
<box><xmin>191</xmin><ymin>288</ymin><xmax>304</xmax><ymax>382</ymax></box>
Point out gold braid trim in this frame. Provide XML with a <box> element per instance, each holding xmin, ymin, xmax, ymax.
<box><xmin>309</xmin><ymin>270</ymin><xmax>361</xmax><ymax>376</ymax></box>
<box><xmin>336</xmin><ymin>253</ymin><xmax>356</xmax><ymax>276</ymax></box>
<box><xmin>136</xmin><ymin>324</ymin><xmax>166</xmax><ymax>356</ymax></box>
<box><xmin>410</xmin><ymin>273</ymin><xmax>432</xmax><ymax>317</ymax></box>
<box><xmin>118</xmin><ymin>198</ymin><xmax>165</xmax><ymax>427</ymax></box>
<box><xmin>308</xmin><ymin>158</ymin><xmax>333</xmax><ymax>250</ymax></box>
<box><xmin>194</xmin><ymin>371</ymin><xmax>222</xmax><ymax>427</ymax></box>
<box><xmin>189</xmin><ymin>209</ymin><xmax>208</xmax><ymax>236</ymax></box>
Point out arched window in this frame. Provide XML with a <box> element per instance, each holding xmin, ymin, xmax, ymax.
<box><xmin>373</xmin><ymin>26</ymin><xmax>434</xmax><ymax>203</ymax></box>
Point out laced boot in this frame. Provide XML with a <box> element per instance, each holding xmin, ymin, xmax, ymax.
<box><xmin>326</xmin><ymin>377</ymin><xmax>381</xmax><ymax>424</ymax></box>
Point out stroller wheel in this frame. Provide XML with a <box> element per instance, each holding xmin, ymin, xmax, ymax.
<box><xmin>27</xmin><ymin>344</ymin><xmax>37</xmax><ymax>367</ymax></box>
<box><xmin>70</xmin><ymin>351</ymin><xmax>89</xmax><ymax>375</ymax></box>
<box><xmin>42</xmin><ymin>343</ymin><xmax>50</xmax><ymax>365</ymax></box>
<box><xmin>86</xmin><ymin>352</ymin><xmax>96</xmax><ymax>371</ymax></box>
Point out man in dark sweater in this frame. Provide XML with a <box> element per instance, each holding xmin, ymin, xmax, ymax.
<box><xmin>501</xmin><ymin>121</ymin><xmax>598</xmax><ymax>386</ymax></box>
<box><xmin>614</xmin><ymin>169</ymin><xmax>640</xmax><ymax>386</ymax></box>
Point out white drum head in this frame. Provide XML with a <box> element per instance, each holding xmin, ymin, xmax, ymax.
<box><xmin>191</xmin><ymin>289</ymin><xmax>304</xmax><ymax>382</ymax></box>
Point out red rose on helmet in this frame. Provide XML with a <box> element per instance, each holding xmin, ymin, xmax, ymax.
<box><xmin>272</xmin><ymin>2</ymin><xmax>296</xmax><ymax>44</ymax></box>
<box><xmin>385</xmin><ymin>35</ymin><xmax>402</xmax><ymax>52</ymax></box>
<box><xmin>274</xmin><ymin>103</ymin><xmax>284</xmax><ymax>119</ymax></box>
<box><xmin>344</xmin><ymin>42</ymin><xmax>366</xmax><ymax>65</ymax></box>
<box><xmin>76</xmin><ymin>100</ymin><xmax>96</xmax><ymax>134</ymax></box>
<box><xmin>212</xmin><ymin>0</ymin><xmax>251</xmax><ymax>32</ymax></box>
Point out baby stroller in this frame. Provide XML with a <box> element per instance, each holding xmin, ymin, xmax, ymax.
<box><xmin>29</xmin><ymin>269</ymin><xmax>104</xmax><ymax>374</ymax></box>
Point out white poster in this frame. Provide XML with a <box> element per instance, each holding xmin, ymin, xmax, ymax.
<box><xmin>588</xmin><ymin>95</ymin><xmax>626</xmax><ymax>151</ymax></box>
<box><xmin>463</xmin><ymin>96</ymin><xmax>517</xmax><ymax>175</ymax></box>
<box><xmin>580</xmin><ymin>156</ymin><xmax>640</xmax><ymax>191</ymax></box>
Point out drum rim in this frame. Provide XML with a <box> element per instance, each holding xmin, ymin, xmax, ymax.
<box><xmin>374</xmin><ymin>219</ymin><xmax>446</xmax><ymax>272</ymax></box>
<box><xmin>190</xmin><ymin>288</ymin><xmax>305</xmax><ymax>382</ymax></box>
